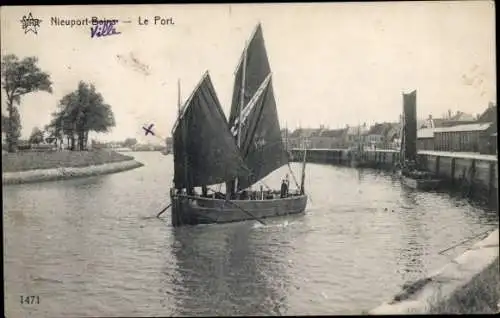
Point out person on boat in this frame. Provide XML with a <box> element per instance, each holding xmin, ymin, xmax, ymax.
<box><xmin>280</xmin><ymin>178</ymin><xmax>289</xmax><ymax>198</ymax></box>
<box><xmin>240</xmin><ymin>190</ymin><xmax>249</xmax><ymax>200</ymax></box>
<box><xmin>260</xmin><ymin>185</ymin><xmax>264</xmax><ymax>200</ymax></box>
<box><xmin>202</xmin><ymin>185</ymin><xmax>208</xmax><ymax>197</ymax></box>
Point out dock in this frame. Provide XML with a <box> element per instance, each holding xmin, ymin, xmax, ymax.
<box><xmin>290</xmin><ymin>148</ymin><xmax>498</xmax><ymax>206</ymax></box>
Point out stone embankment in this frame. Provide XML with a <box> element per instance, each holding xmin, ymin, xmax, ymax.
<box><xmin>2</xmin><ymin>150</ymin><xmax>144</xmax><ymax>185</ymax></box>
<box><xmin>368</xmin><ymin>228</ymin><xmax>499</xmax><ymax>314</ymax></box>
<box><xmin>290</xmin><ymin>148</ymin><xmax>498</xmax><ymax>205</ymax></box>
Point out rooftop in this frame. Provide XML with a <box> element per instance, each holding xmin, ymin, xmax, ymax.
<box><xmin>319</xmin><ymin>128</ymin><xmax>345</xmax><ymax>137</ymax></box>
<box><xmin>345</xmin><ymin>125</ymin><xmax>369</xmax><ymax>135</ymax></box>
<box><xmin>433</xmin><ymin>122</ymin><xmax>492</xmax><ymax>133</ymax></box>
<box><xmin>417</xmin><ymin>128</ymin><xmax>436</xmax><ymax>139</ymax></box>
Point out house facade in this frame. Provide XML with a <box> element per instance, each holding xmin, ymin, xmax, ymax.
<box><xmin>344</xmin><ymin>124</ymin><xmax>369</xmax><ymax>147</ymax></box>
<box><xmin>416</xmin><ymin>128</ymin><xmax>435</xmax><ymax>150</ymax></box>
<box><xmin>433</xmin><ymin>123</ymin><xmax>492</xmax><ymax>152</ymax></box>
<box><xmin>309</xmin><ymin>128</ymin><xmax>346</xmax><ymax>149</ymax></box>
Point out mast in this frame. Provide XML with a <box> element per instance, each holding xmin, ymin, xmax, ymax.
<box><xmin>285</xmin><ymin>122</ymin><xmax>288</xmax><ymax>153</ymax></box>
<box><xmin>234</xmin><ymin>43</ymin><xmax>247</xmax><ymax>193</ymax></box>
<box><xmin>300</xmin><ymin>146</ymin><xmax>307</xmax><ymax>195</ymax></box>
<box><xmin>177</xmin><ymin>79</ymin><xmax>181</xmax><ymax>116</ymax></box>
<box><xmin>400</xmin><ymin>112</ymin><xmax>405</xmax><ymax>165</ymax></box>
<box><xmin>178</xmin><ymin>79</ymin><xmax>189</xmax><ymax>192</ymax></box>
<box><xmin>400</xmin><ymin>92</ymin><xmax>406</xmax><ymax>165</ymax></box>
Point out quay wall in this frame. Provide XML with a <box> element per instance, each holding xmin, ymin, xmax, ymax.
<box><xmin>290</xmin><ymin>148</ymin><xmax>498</xmax><ymax>205</ymax></box>
<box><xmin>2</xmin><ymin>159</ymin><xmax>144</xmax><ymax>185</ymax></box>
<box><xmin>368</xmin><ymin>228</ymin><xmax>499</xmax><ymax>314</ymax></box>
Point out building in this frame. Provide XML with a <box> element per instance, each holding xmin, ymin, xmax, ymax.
<box><xmin>417</xmin><ymin>127</ymin><xmax>436</xmax><ymax>150</ymax></box>
<box><xmin>385</xmin><ymin>123</ymin><xmax>402</xmax><ymax>149</ymax></box>
<box><xmin>309</xmin><ymin>128</ymin><xmax>346</xmax><ymax>149</ymax></box>
<box><xmin>477</xmin><ymin>102</ymin><xmax>497</xmax><ymax>123</ymax></box>
<box><xmin>487</xmin><ymin>132</ymin><xmax>497</xmax><ymax>154</ymax></box>
<box><xmin>420</xmin><ymin>113</ymin><xmax>477</xmax><ymax>129</ymax></box>
<box><xmin>433</xmin><ymin>123</ymin><xmax>493</xmax><ymax>153</ymax></box>
<box><xmin>288</xmin><ymin>128</ymin><xmax>323</xmax><ymax>149</ymax></box>
<box><xmin>365</xmin><ymin>122</ymin><xmax>399</xmax><ymax>149</ymax></box>
<box><xmin>343</xmin><ymin>124</ymin><xmax>369</xmax><ymax>147</ymax></box>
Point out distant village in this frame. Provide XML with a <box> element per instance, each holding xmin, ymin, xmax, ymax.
<box><xmin>276</xmin><ymin>102</ymin><xmax>497</xmax><ymax>155</ymax></box>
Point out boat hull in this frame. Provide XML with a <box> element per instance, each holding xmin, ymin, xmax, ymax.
<box><xmin>170</xmin><ymin>193</ymin><xmax>307</xmax><ymax>227</ymax></box>
<box><xmin>402</xmin><ymin>176</ymin><xmax>441</xmax><ymax>190</ymax></box>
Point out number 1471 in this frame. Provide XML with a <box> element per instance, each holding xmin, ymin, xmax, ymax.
<box><xmin>20</xmin><ymin>296</ymin><xmax>40</xmax><ymax>304</ymax></box>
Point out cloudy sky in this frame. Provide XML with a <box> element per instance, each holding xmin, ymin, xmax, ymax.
<box><xmin>1</xmin><ymin>2</ymin><xmax>496</xmax><ymax>143</ymax></box>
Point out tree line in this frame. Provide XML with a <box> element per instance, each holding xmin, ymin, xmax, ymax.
<box><xmin>1</xmin><ymin>54</ymin><xmax>115</xmax><ymax>153</ymax></box>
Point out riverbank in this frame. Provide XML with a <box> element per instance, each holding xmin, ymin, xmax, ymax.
<box><xmin>290</xmin><ymin>148</ymin><xmax>498</xmax><ymax>206</ymax></box>
<box><xmin>368</xmin><ymin>228</ymin><xmax>499</xmax><ymax>314</ymax></box>
<box><xmin>2</xmin><ymin>150</ymin><xmax>144</xmax><ymax>185</ymax></box>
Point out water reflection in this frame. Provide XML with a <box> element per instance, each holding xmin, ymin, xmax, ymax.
<box><xmin>169</xmin><ymin>222</ymin><xmax>290</xmax><ymax>316</ymax></box>
<box><xmin>3</xmin><ymin>154</ymin><xmax>498</xmax><ymax>317</ymax></box>
<box><xmin>396</xmin><ymin>187</ymin><xmax>427</xmax><ymax>284</ymax></box>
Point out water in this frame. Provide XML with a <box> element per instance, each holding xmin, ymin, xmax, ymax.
<box><xmin>3</xmin><ymin>152</ymin><xmax>498</xmax><ymax>317</ymax></box>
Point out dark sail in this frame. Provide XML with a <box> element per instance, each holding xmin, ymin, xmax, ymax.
<box><xmin>173</xmin><ymin>72</ymin><xmax>249</xmax><ymax>189</ymax></box>
<box><xmin>403</xmin><ymin>90</ymin><xmax>417</xmax><ymax>162</ymax></box>
<box><xmin>235</xmin><ymin>76</ymin><xmax>288</xmax><ymax>190</ymax></box>
<box><xmin>228</xmin><ymin>24</ymin><xmax>271</xmax><ymax>128</ymax></box>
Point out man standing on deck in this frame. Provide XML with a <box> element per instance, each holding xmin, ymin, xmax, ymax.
<box><xmin>280</xmin><ymin>178</ymin><xmax>289</xmax><ymax>198</ymax></box>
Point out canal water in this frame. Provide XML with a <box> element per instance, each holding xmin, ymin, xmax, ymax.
<box><xmin>3</xmin><ymin>152</ymin><xmax>498</xmax><ymax>317</ymax></box>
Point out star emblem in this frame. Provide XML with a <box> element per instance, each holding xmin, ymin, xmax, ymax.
<box><xmin>20</xmin><ymin>13</ymin><xmax>42</xmax><ymax>35</ymax></box>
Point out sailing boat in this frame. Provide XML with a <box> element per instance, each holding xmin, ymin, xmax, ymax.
<box><xmin>349</xmin><ymin>122</ymin><xmax>365</xmax><ymax>168</ymax></box>
<box><xmin>399</xmin><ymin>90</ymin><xmax>441</xmax><ymax>190</ymax></box>
<box><xmin>169</xmin><ymin>24</ymin><xmax>308</xmax><ymax>227</ymax></box>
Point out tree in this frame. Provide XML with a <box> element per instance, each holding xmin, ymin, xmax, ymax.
<box><xmin>28</xmin><ymin>126</ymin><xmax>44</xmax><ymax>144</ymax></box>
<box><xmin>1</xmin><ymin>113</ymin><xmax>8</xmax><ymax>132</ymax></box>
<box><xmin>1</xmin><ymin>54</ymin><xmax>53</xmax><ymax>152</ymax></box>
<box><xmin>123</xmin><ymin>138</ymin><xmax>138</xmax><ymax>148</ymax></box>
<box><xmin>48</xmin><ymin>81</ymin><xmax>115</xmax><ymax>151</ymax></box>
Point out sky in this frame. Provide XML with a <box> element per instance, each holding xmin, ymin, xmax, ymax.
<box><xmin>1</xmin><ymin>2</ymin><xmax>496</xmax><ymax>143</ymax></box>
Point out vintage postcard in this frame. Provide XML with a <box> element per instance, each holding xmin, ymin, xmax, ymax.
<box><xmin>1</xmin><ymin>2</ymin><xmax>498</xmax><ymax>317</ymax></box>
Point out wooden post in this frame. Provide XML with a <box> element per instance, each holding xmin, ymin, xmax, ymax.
<box><xmin>450</xmin><ymin>157</ymin><xmax>456</xmax><ymax>186</ymax></box>
<box><xmin>488</xmin><ymin>161</ymin><xmax>495</xmax><ymax>202</ymax></box>
<box><xmin>435</xmin><ymin>156</ymin><xmax>441</xmax><ymax>176</ymax></box>
<box><xmin>469</xmin><ymin>159</ymin><xmax>476</xmax><ymax>197</ymax></box>
<box><xmin>470</xmin><ymin>159</ymin><xmax>476</xmax><ymax>182</ymax></box>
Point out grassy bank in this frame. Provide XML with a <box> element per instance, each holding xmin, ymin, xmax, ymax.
<box><xmin>2</xmin><ymin>150</ymin><xmax>135</xmax><ymax>173</ymax></box>
<box><xmin>429</xmin><ymin>256</ymin><xmax>500</xmax><ymax>314</ymax></box>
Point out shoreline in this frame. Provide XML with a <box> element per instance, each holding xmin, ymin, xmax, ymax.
<box><xmin>368</xmin><ymin>228</ymin><xmax>499</xmax><ymax>314</ymax></box>
<box><xmin>2</xmin><ymin>159</ymin><xmax>144</xmax><ymax>185</ymax></box>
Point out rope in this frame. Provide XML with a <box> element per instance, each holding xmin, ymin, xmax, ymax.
<box><xmin>156</xmin><ymin>203</ymin><xmax>171</xmax><ymax>218</ymax></box>
<box><xmin>287</xmin><ymin>162</ymin><xmax>301</xmax><ymax>189</ymax></box>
